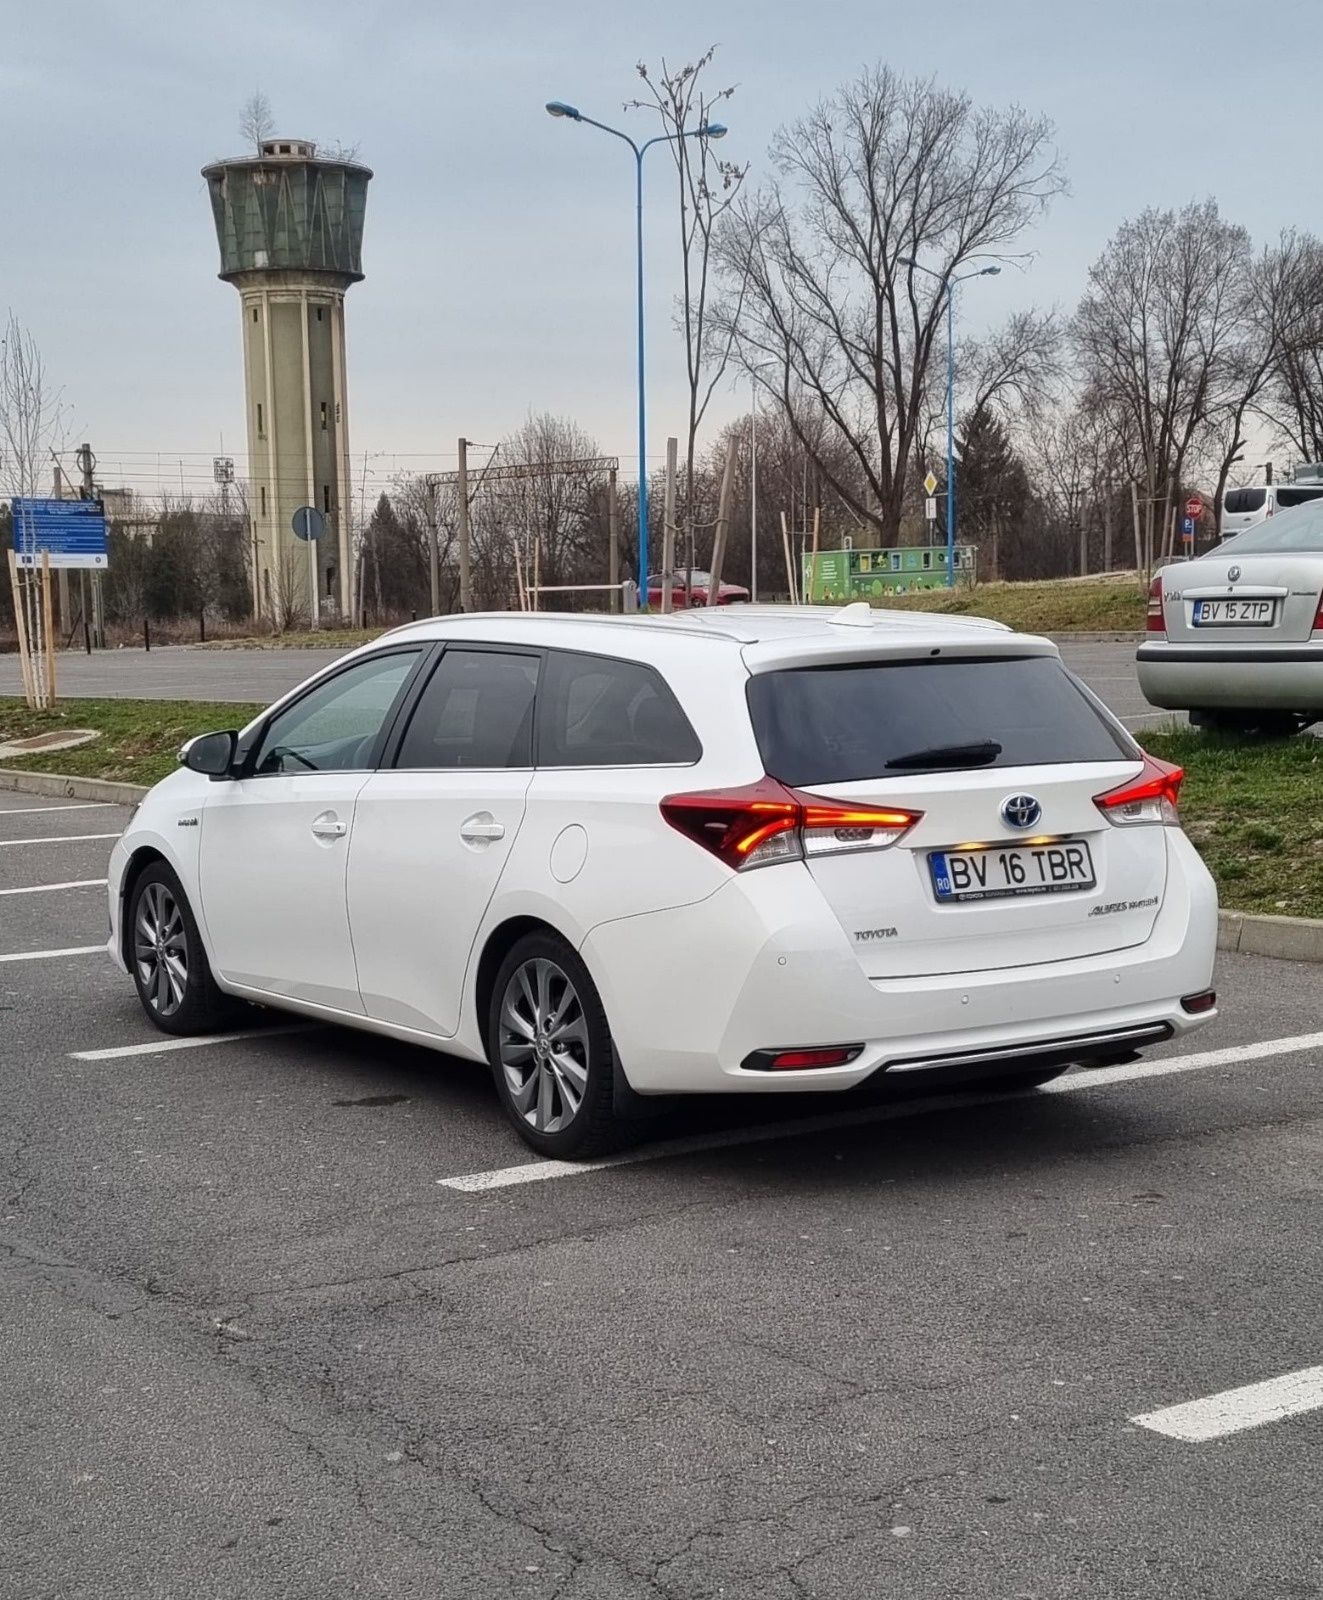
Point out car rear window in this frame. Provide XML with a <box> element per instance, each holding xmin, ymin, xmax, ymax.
<box><xmin>746</xmin><ymin>657</ymin><xmax>1130</xmax><ymax>785</ymax></box>
<box><xmin>1223</xmin><ymin>487</ymin><xmax>1267</xmax><ymax>515</ymax></box>
<box><xmin>1217</xmin><ymin>498</ymin><xmax>1323</xmax><ymax>554</ymax></box>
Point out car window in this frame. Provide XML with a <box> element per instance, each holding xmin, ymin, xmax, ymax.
<box><xmin>1222</xmin><ymin>487</ymin><xmax>1267</xmax><ymax>515</ymax></box>
<box><xmin>538</xmin><ymin>650</ymin><xmax>701</xmax><ymax>767</ymax></box>
<box><xmin>746</xmin><ymin>656</ymin><xmax>1129</xmax><ymax>785</ymax></box>
<box><xmin>1216</xmin><ymin>498</ymin><xmax>1323</xmax><ymax>554</ymax></box>
<box><xmin>1273</xmin><ymin>486</ymin><xmax>1323</xmax><ymax>510</ymax></box>
<box><xmin>395</xmin><ymin>649</ymin><xmax>539</xmax><ymax>769</ymax></box>
<box><xmin>250</xmin><ymin>650</ymin><xmax>421</xmax><ymax>775</ymax></box>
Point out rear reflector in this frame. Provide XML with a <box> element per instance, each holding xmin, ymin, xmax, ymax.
<box><xmin>661</xmin><ymin>779</ymin><xmax>920</xmax><ymax>870</ymax></box>
<box><xmin>1094</xmin><ymin>753</ymin><xmax>1183</xmax><ymax>826</ymax></box>
<box><xmin>1146</xmin><ymin>574</ymin><xmax>1165</xmax><ymax>635</ymax></box>
<box><xmin>742</xmin><ymin>1045</ymin><xmax>865</xmax><ymax>1071</ymax></box>
<box><xmin>1181</xmin><ymin>990</ymin><xmax>1217</xmax><ymax>1014</ymax></box>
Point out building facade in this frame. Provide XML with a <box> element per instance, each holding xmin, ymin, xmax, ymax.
<box><xmin>203</xmin><ymin>139</ymin><xmax>372</xmax><ymax>620</ymax></box>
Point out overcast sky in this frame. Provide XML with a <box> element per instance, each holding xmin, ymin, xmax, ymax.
<box><xmin>3</xmin><ymin>0</ymin><xmax>1314</xmax><ymax>505</ymax></box>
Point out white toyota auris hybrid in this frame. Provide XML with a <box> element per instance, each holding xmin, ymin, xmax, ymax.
<box><xmin>109</xmin><ymin>604</ymin><xmax>1219</xmax><ymax>1156</ymax></box>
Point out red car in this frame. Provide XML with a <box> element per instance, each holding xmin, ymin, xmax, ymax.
<box><xmin>646</xmin><ymin>570</ymin><xmax>750</xmax><ymax>608</ymax></box>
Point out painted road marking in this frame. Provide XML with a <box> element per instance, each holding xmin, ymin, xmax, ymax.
<box><xmin>0</xmin><ymin>803</ymin><xmax>116</xmax><ymax>817</ymax></box>
<box><xmin>0</xmin><ymin>945</ymin><xmax>104</xmax><ymax>964</ymax></box>
<box><xmin>0</xmin><ymin>833</ymin><xmax>120</xmax><ymax>848</ymax></box>
<box><xmin>0</xmin><ymin>878</ymin><xmax>108</xmax><ymax>897</ymax></box>
<box><xmin>70</xmin><ymin>1025</ymin><xmax>311</xmax><ymax>1061</ymax></box>
<box><xmin>439</xmin><ymin>1030</ymin><xmax>1323</xmax><ymax>1192</ymax></box>
<box><xmin>1132</xmin><ymin>1366</ymin><xmax>1323</xmax><ymax>1442</ymax></box>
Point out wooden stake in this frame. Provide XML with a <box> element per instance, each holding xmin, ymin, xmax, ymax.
<box><xmin>607</xmin><ymin>466</ymin><xmax>619</xmax><ymax>613</ymax></box>
<box><xmin>513</xmin><ymin>540</ymin><xmax>527</xmax><ymax>612</ymax></box>
<box><xmin>8</xmin><ymin>549</ymin><xmax>36</xmax><ymax>710</ymax></box>
<box><xmin>41</xmin><ymin>550</ymin><xmax>57</xmax><ymax>705</ymax></box>
<box><xmin>807</xmin><ymin>506</ymin><xmax>821</xmax><ymax>605</ymax></box>
<box><xmin>705</xmin><ymin>438</ymin><xmax>739</xmax><ymax>605</ymax></box>
<box><xmin>780</xmin><ymin>512</ymin><xmax>799</xmax><ymax>604</ymax></box>
<box><xmin>660</xmin><ymin>437</ymin><xmax>677</xmax><ymax>614</ymax></box>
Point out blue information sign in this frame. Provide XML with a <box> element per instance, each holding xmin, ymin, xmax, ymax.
<box><xmin>11</xmin><ymin>498</ymin><xmax>109</xmax><ymax>570</ymax></box>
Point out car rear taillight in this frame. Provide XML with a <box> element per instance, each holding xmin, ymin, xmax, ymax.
<box><xmin>1313</xmin><ymin>592</ymin><xmax>1323</xmax><ymax>636</ymax></box>
<box><xmin>1094</xmin><ymin>754</ymin><xmax>1183</xmax><ymax>826</ymax></box>
<box><xmin>660</xmin><ymin>778</ymin><xmax>921</xmax><ymax>870</ymax></box>
<box><xmin>1146</xmin><ymin>574</ymin><xmax>1166</xmax><ymax>635</ymax></box>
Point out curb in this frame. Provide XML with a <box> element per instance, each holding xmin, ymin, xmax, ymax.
<box><xmin>1217</xmin><ymin>909</ymin><xmax>1323</xmax><ymax>964</ymax></box>
<box><xmin>1048</xmin><ymin>632</ymin><xmax>1142</xmax><ymax>644</ymax></box>
<box><xmin>0</xmin><ymin>769</ymin><xmax>149</xmax><ymax>805</ymax></box>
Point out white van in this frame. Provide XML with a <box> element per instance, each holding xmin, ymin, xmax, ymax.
<box><xmin>1219</xmin><ymin>481</ymin><xmax>1323</xmax><ymax>537</ymax></box>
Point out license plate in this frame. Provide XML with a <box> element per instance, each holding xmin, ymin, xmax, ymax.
<box><xmin>1192</xmin><ymin>598</ymin><xmax>1276</xmax><ymax>626</ymax></box>
<box><xmin>929</xmin><ymin>840</ymin><xmax>1096</xmax><ymax>902</ymax></box>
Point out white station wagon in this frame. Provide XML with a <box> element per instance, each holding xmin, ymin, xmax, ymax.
<box><xmin>109</xmin><ymin>605</ymin><xmax>1219</xmax><ymax>1156</ymax></box>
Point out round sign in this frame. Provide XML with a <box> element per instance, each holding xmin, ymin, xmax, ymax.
<box><xmin>291</xmin><ymin>505</ymin><xmax>325</xmax><ymax>542</ymax></box>
<box><xmin>1185</xmin><ymin>497</ymin><xmax>1202</xmax><ymax>519</ymax></box>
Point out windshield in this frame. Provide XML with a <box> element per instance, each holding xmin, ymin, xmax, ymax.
<box><xmin>746</xmin><ymin>656</ymin><xmax>1131</xmax><ymax>784</ymax></box>
<box><xmin>1215</xmin><ymin>499</ymin><xmax>1323</xmax><ymax>554</ymax></box>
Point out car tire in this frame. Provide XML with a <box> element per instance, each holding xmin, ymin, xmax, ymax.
<box><xmin>128</xmin><ymin>861</ymin><xmax>234</xmax><ymax>1036</ymax></box>
<box><xmin>487</xmin><ymin>931</ymin><xmax>634</xmax><ymax>1159</ymax></box>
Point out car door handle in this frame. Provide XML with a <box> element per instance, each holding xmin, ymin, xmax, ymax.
<box><xmin>311</xmin><ymin>814</ymin><xmax>347</xmax><ymax>839</ymax></box>
<box><xmin>460</xmin><ymin>814</ymin><xmax>505</xmax><ymax>843</ymax></box>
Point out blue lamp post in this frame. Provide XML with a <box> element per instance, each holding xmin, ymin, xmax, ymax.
<box><xmin>547</xmin><ymin>100</ymin><xmax>726</xmax><ymax>607</ymax></box>
<box><xmin>898</xmin><ymin>257</ymin><xmax>1000</xmax><ymax>587</ymax></box>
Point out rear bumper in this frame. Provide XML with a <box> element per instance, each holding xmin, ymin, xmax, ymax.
<box><xmin>1137</xmin><ymin>642</ymin><xmax>1323</xmax><ymax>711</ymax></box>
<box><xmin>582</xmin><ymin>831</ymin><xmax>1219</xmax><ymax>1095</ymax></box>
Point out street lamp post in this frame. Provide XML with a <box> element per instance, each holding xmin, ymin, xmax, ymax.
<box><xmin>546</xmin><ymin>100</ymin><xmax>726</xmax><ymax>607</ymax></box>
<box><xmin>898</xmin><ymin>257</ymin><xmax>1000</xmax><ymax>587</ymax></box>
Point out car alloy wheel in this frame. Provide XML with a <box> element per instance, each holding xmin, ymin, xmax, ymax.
<box><xmin>134</xmin><ymin>880</ymin><xmax>188</xmax><ymax>1018</ymax></box>
<box><xmin>497</xmin><ymin>956</ymin><xmax>590</xmax><ymax>1134</ymax></box>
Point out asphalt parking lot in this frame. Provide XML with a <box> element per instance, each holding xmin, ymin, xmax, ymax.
<box><xmin>2</xmin><ymin>793</ymin><xmax>1321</xmax><ymax>1599</ymax></box>
<box><xmin>0</xmin><ymin>636</ymin><xmax>1175</xmax><ymax>732</ymax></box>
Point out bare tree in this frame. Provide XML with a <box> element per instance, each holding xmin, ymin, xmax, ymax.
<box><xmin>0</xmin><ymin>312</ymin><xmax>69</xmax><ymax>499</ymax></box>
<box><xmin>1074</xmin><ymin>200</ymin><xmax>1250</xmax><ymax>571</ymax></box>
<box><xmin>1259</xmin><ymin>236</ymin><xmax>1323</xmax><ymax>464</ymax></box>
<box><xmin>483</xmin><ymin>414</ymin><xmax>610</xmax><ymax>601</ymax></box>
<box><xmin>1206</xmin><ymin>232</ymin><xmax>1323</xmax><ymax>515</ymax></box>
<box><xmin>630</xmin><ymin>49</ymin><xmax>748</xmax><ymax>586</ymax></box>
<box><xmin>240</xmin><ymin>89</ymin><xmax>274</xmax><ymax>152</ymax></box>
<box><xmin>716</xmin><ymin>65</ymin><xmax>1065</xmax><ymax>543</ymax></box>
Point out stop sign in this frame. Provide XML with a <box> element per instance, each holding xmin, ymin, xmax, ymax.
<box><xmin>1185</xmin><ymin>497</ymin><xmax>1202</xmax><ymax>518</ymax></box>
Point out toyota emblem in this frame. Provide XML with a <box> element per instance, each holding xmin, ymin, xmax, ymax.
<box><xmin>1001</xmin><ymin>794</ymin><xmax>1042</xmax><ymax>830</ymax></box>
<box><xmin>1228</xmin><ymin>564</ymin><xmax>1241</xmax><ymax>582</ymax></box>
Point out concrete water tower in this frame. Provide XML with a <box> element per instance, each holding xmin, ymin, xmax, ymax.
<box><xmin>203</xmin><ymin>138</ymin><xmax>372</xmax><ymax>621</ymax></box>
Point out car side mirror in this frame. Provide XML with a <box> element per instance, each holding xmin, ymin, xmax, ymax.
<box><xmin>179</xmin><ymin>730</ymin><xmax>238</xmax><ymax>779</ymax></box>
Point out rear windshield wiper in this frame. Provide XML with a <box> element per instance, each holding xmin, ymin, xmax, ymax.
<box><xmin>884</xmin><ymin>740</ymin><xmax>1003</xmax><ymax>770</ymax></box>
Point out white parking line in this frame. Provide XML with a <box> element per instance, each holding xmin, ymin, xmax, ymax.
<box><xmin>0</xmin><ymin>803</ymin><xmax>116</xmax><ymax>817</ymax></box>
<box><xmin>1132</xmin><ymin>1366</ymin><xmax>1323</xmax><ymax>1442</ymax></box>
<box><xmin>70</xmin><ymin>1025</ymin><xmax>311</xmax><ymax>1061</ymax></box>
<box><xmin>439</xmin><ymin>1030</ymin><xmax>1323</xmax><ymax>1191</ymax></box>
<box><xmin>0</xmin><ymin>833</ymin><xmax>119</xmax><ymax>848</ymax></box>
<box><xmin>0</xmin><ymin>945</ymin><xmax>104</xmax><ymax>964</ymax></box>
<box><xmin>0</xmin><ymin>878</ymin><xmax>107</xmax><ymax>897</ymax></box>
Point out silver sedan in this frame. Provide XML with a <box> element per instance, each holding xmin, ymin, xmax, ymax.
<box><xmin>1137</xmin><ymin>502</ymin><xmax>1323</xmax><ymax>736</ymax></box>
